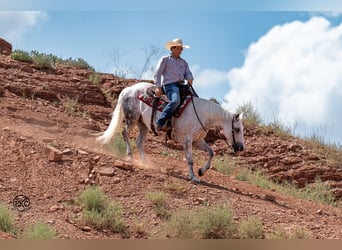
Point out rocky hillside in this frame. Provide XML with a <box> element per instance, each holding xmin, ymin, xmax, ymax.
<box><xmin>0</xmin><ymin>43</ymin><xmax>341</xmax><ymax>239</ymax></box>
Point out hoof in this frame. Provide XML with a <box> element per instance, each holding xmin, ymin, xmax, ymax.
<box><xmin>198</xmin><ymin>168</ymin><xmax>205</xmax><ymax>177</ymax></box>
<box><xmin>190</xmin><ymin>176</ymin><xmax>200</xmax><ymax>184</ymax></box>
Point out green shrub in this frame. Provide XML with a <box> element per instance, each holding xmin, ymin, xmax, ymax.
<box><xmin>31</xmin><ymin>50</ymin><xmax>59</xmax><ymax>69</ymax></box>
<box><xmin>77</xmin><ymin>186</ymin><xmax>128</xmax><ymax>236</ymax></box>
<box><xmin>11</xmin><ymin>50</ymin><xmax>33</xmax><ymax>62</ymax></box>
<box><xmin>198</xmin><ymin>205</ymin><xmax>236</xmax><ymax>239</ymax></box>
<box><xmin>236</xmin><ymin>102</ymin><xmax>262</xmax><ymax>125</ymax></box>
<box><xmin>269</xmin><ymin>226</ymin><xmax>310</xmax><ymax>239</ymax></box>
<box><xmin>167</xmin><ymin>210</ymin><xmax>198</xmax><ymax>239</ymax></box>
<box><xmin>22</xmin><ymin>221</ymin><xmax>56</xmax><ymax>239</ymax></box>
<box><xmin>146</xmin><ymin>191</ymin><xmax>171</xmax><ymax>219</ymax></box>
<box><xmin>167</xmin><ymin>205</ymin><xmax>236</xmax><ymax>239</ymax></box>
<box><xmin>0</xmin><ymin>203</ymin><xmax>16</xmax><ymax>234</ymax></box>
<box><xmin>238</xmin><ymin>216</ymin><xmax>263</xmax><ymax>239</ymax></box>
<box><xmin>78</xmin><ymin>186</ymin><xmax>108</xmax><ymax>213</ymax></box>
<box><xmin>65</xmin><ymin>57</ymin><xmax>94</xmax><ymax>71</ymax></box>
<box><xmin>89</xmin><ymin>72</ymin><xmax>102</xmax><ymax>85</ymax></box>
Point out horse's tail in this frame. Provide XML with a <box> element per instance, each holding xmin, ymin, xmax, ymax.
<box><xmin>96</xmin><ymin>91</ymin><xmax>125</xmax><ymax>145</ymax></box>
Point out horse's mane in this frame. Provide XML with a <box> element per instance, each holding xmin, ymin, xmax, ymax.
<box><xmin>195</xmin><ymin>97</ymin><xmax>233</xmax><ymax>121</ymax></box>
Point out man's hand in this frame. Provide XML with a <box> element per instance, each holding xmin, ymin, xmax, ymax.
<box><xmin>155</xmin><ymin>87</ymin><xmax>163</xmax><ymax>97</ymax></box>
<box><xmin>187</xmin><ymin>79</ymin><xmax>193</xmax><ymax>86</ymax></box>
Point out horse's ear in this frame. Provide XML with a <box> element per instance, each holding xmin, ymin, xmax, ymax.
<box><xmin>234</xmin><ymin>113</ymin><xmax>243</xmax><ymax>121</ymax></box>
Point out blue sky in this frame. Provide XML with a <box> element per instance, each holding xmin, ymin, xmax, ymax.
<box><xmin>1</xmin><ymin>1</ymin><xmax>342</xmax><ymax>144</ymax></box>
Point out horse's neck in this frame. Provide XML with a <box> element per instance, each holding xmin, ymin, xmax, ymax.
<box><xmin>195</xmin><ymin>97</ymin><xmax>231</xmax><ymax>128</ymax></box>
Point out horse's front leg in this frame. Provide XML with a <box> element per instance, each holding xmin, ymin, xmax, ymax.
<box><xmin>183</xmin><ymin>137</ymin><xmax>200</xmax><ymax>184</ymax></box>
<box><xmin>196</xmin><ymin>139</ymin><xmax>214</xmax><ymax>177</ymax></box>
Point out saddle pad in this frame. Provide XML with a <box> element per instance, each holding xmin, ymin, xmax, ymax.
<box><xmin>137</xmin><ymin>89</ymin><xmax>192</xmax><ymax>118</ymax></box>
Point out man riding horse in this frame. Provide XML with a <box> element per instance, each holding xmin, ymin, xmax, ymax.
<box><xmin>154</xmin><ymin>38</ymin><xmax>194</xmax><ymax>132</ymax></box>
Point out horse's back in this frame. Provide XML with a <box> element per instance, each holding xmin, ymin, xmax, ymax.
<box><xmin>123</xmin><ymin>82</ymin><xmax>154</xmax><ymax>96</ymax></box>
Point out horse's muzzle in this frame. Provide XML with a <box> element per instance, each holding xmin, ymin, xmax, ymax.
<box><xmin>233</xmin><ymin>142</ymin><xmax>244</xmax><ymax>152</ymax></box>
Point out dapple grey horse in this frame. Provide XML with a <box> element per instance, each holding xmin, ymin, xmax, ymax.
<box><xmin>97</xmin><ymin>82</ymin><xmax>245</xmax><ymax>183</ymax></box>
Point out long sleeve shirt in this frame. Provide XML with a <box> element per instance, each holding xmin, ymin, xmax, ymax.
<box><xmin>154</xmin><ymin>55</ymin><xmax>194</xmax><ymax>87</ymax></box>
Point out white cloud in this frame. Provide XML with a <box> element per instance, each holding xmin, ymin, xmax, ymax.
<box><xmin>191</xmin><ymin>65</ymin><xmax>228</xmax><ymax>88</ymax></box>
<box><xmin>0</xmin><ymin>11</ymin><xmax>47</xmax><ymax>43</ymax></box>
<box><xmin>225</xmin><ymin>17</ymin><xmax>342</xmax><ymax>144</ymax></box>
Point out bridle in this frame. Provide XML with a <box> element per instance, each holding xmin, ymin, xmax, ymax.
<box><xmin>191</xmin><ymin>95</ymin><xmax>239</xmax><ymax>149</ymax></box>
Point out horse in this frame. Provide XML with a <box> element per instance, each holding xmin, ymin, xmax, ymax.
<box><xmin>96</xmin><ymin>82</ymin><xmax>245</xmax><ymax>183</ymax></box>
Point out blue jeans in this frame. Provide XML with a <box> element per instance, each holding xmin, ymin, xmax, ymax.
<box><xmin>157</xmin><ymin>83</ymin><xmax>184</xmax><ymax>127</ymax></box>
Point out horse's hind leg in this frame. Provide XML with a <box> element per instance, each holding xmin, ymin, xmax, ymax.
<box><xmin>136</xmin><ymin>119</ymin><xmax>148</xmax><ymax>163</ymax></box>
<box><xmin>183</xmin><ymin>137</ymin><xmax>200</xmax><ymax>184</ymax></box>
<box><xmin>122</xmin><ymin>97</ymin><xmax>140</xmax><ymax>160</ymax></box>
<box><xmin>196</xmin><ymin>139</ymin><xmax>214</xmax><ymax>177</ymax></box>
<box><xmin>122</xmin><ymin>121</ymin><xmax>135</xmax><ymax>161</ymax></box>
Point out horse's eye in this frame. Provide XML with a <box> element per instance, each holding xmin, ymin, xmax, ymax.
<box><xmin>233</xmin><ymin>127</ymin><xmax>240</xmax><ymax>133</ymax></box>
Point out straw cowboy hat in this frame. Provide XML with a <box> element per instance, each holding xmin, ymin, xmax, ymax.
<box><xmin>165</xmin><ymin>38</ymin><xmax>190</xmax><ymax>50</ymax></box>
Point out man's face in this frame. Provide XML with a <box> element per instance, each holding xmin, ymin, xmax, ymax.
<box><xmin>171</xmin><ymin>46</ymin><xmax>183</xmax><ymax>57</ymax></box>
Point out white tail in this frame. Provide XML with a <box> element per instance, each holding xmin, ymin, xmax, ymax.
<box><xmin>96</xmin><ymin>93</ymin><xmax>125</xmax><ymax>145</ymax></box>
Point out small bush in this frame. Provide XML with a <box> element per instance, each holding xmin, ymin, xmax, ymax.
<box><xmin>289</xmin><ymin>226</ymin><xmax>311</xmax><ymax>239</ymax></box>
<box><xmin>146</xmin><ymin>191</ymin><xmax>171</xmax><ymax>219</ymax></box>
<box><xmin>236</xmin><ymin>102</ymin><xmax>262</xmax><ymax>125</ymax></box>
<box><xmin>0</xmin><ymin>203</ymin><xmax>16</xmax><ymax>234</ymax></box>
<box><xmin>11</xmin><ymin>50</ymin><xmax>33</xmax><ymax>62</ymax></box>
<box><xmin>63</xmin><ymin>97</ymin><xmax>79</xmax><ymax>115</ymax></box>
<box><xmin>198</xmin><ymin>205</ymin><xmax>236</xmax><ymax>239</ymax></box>
<box><xmin>22</xmin><ymin>221</ymin><xmax>56</xmax><ymax>239</ymax></box>
<box><xmin>77</xmin><ymin>186</ymin><xmax>128</xmax><ymax>236</ymax></box>
<box><xmin>167</xmin><ymin>210</ymin><xmax>198</xmax><ymax>239</ymax></box>
<box><xmin>78</xmin><ymin>186</ymin><xmax>108</xmax><ymax>213</ymax></box>
<box><xmin>167</xmin><ymin>205</ymin><xmax>236</xmax><ymax>239</ymax></box>
<box><xmin>31</xmin><ymin>50</ymin><xmax>59</xmax><ymax>69</ymax></box>
<box><xmin>267</xmin><ymin>115</ymin><xmax>292</xmax><ymax>136</ymax></box>
<box><xmin>146</xmin><ymin>191</ymin><xmax>167</xmax><ymax>208</ymax></box>
<box><xmin>269</xmin><ymin>226</ymin><xmax>310</xmax><ymax>239</ymax></box>
<box><xmin>89</xmin><ymin>72</ymin><xmax>102</xmax><ymax>85</ymax></box>
<box><xmin>65</xmin><ymin>57</ymin><xmax>94</xmax><ymax>71</ymax></box>
<box><xmin>238</xmin><ymin>216</ymin><xmax>263</xmax><ymax>239</ymax></box>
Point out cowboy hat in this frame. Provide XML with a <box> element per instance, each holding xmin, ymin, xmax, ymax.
<box><xmin>165</xmin><ymin>38</ymin><xmax>190</xmax><ymax>50</ymax></box>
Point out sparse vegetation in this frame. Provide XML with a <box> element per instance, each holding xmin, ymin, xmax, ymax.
<box><xmin>77</xmin><ymin>186</ymin><xmax>128</xmax><ymax>236</ymax></box>
<box><xmin>89</xmin><ymin>72</ymin><xmax>102</xmax><ymax>85</ymax></box>
<box><xmin>236</xmin><ymin>101</ymin><xmax>262</xmax><ymax>125</ymax></box>
<box><xmin>235</xmin><ymin>167</ymin><xmax>339</xmax><ymax>207</ymax></box>
<box><xmin>238</xmin><ymin>216</ymin><xmax>263</xmax><ymax>239</ymax></box>
<box><xmin>167</xmin><ymin>205</ymin><xmax>237</xmax><ymax>239</ymax></box>
<box><xmin>212</xmin><ymin>157</ymin><xmax>235</xmax><ymax>176</ymax></box>
<box><xmin>0</xmin><ymin>203</ymin><xmax>16</xmax><ymax>235</ymax></box>
<box><xmin>31</xmin><ymin>50</ymin><xmax>59</xmax><ymax>69</ymax></box>
<box><xmin>270</xmin><ymin>226</ymin><xmax>311</xmax><ymax>239</ymax></box>
<box><xmin>63</xmin><ymin>97</ymin><xmax>79</xmax><ymax>114</ymax></box>
<box><xmin>11</xmin><ymin>50</ymin><xmax>33</xmax><ymax>63</ymax></box>
<box><xmin>21</xmin><ymin>221</ymin><xmax>56</xmax><ymax>239</ymax></box>
<box><xmin>146</xmin><ymin>191</ymin><xmax>171</xmax><ymax>219</ymax></box>
<box><xmin>11</xmin><ymin>49</ymin><xmax>94</xmax><ymax>71</ymax></box>
<box><xmin>267</xmin><ymin>115</ymin><xmax>292</xmax><ymax>137</ymax></box>
<box><xmin>64</xmin><ymin>57</ymin><xmax>94</xmax><ymax>70</ymax></box>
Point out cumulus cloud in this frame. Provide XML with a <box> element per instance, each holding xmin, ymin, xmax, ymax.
<box><xmin>0</xmin><ymin>11</ymin><xmax>47</xmax><ymax>42</ymax></box>
<box><xmin>191</xmin><ymin>65</ymin><xmax>228</xmax><ymax>88</ymax></box>
<box><xmin>225</xmin><ymin>17</ymin><xmax>342</xmax><ymax>144</ymax></box>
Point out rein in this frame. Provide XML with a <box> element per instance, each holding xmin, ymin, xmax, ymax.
<box><xmin>189</xmin><ymin>88</ymin><xmax>235</xmax><ymax>149</ymax></box>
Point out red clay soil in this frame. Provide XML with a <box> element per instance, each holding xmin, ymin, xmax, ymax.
<box><xmin>0</xmin><ymin>55</ymin><xmax>341</xmax><ymax>239</ymax></box>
